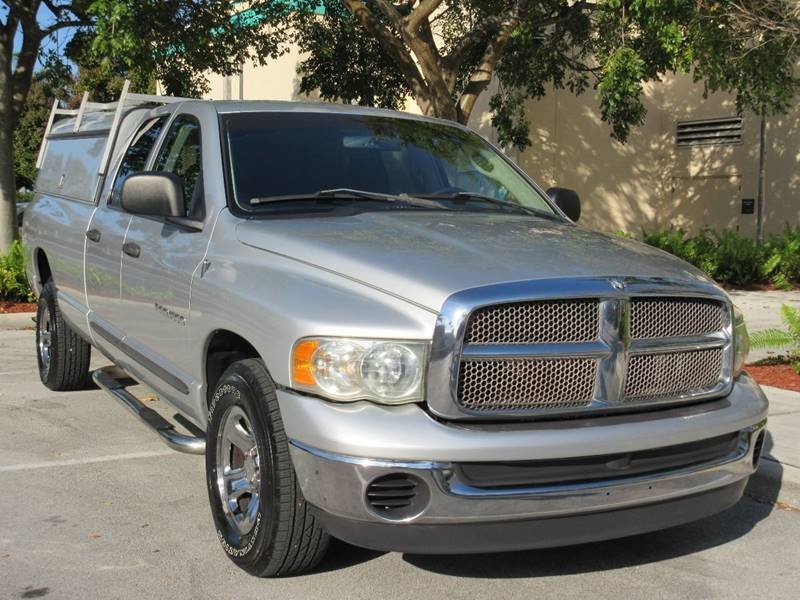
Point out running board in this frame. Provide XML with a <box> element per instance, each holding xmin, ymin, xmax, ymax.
<box><xmin>93</xmin><ymin>367</ymin><xmax>206</xmax><ymax>455</ymax></box>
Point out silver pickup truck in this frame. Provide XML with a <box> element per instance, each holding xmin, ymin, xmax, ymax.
<box><xmin>23</xmin><ymin>90</ymin><xmax>767</xmax><ymax>577</ymax></box>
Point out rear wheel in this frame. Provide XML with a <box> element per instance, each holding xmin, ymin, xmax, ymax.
<box><xmin>206</xmin><ymin>358</ymin><xmax>329</xmax><ymax>577</ymax></box>
<box><xmin>36</xmin><ymin>281</ymin><xmax>91</xmax><ymax>390</ymax></box>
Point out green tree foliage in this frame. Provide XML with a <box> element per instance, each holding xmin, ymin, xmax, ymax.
<box><xmin>293</xmin><ymin>1</ymin><xmax>410</xmax><ymax>109</ymax></box>
<box><xmin>88</xmin><ymin>0</ymin><xmax>292</xmax><ymax>97</ymax></box>
<box><xmin>693</xmin><ymin>0</ymin><xmax>799</xmax><ymax>117</ymax></box>
<box><xmin>66</xmin><ymin>31</ymin><xmax>155</xmax><ymax>103</ymax></box>
<box><xmin>90</xmin><ymin>1</ymin><xmax>800</xmax><ymax>152</ymax></box>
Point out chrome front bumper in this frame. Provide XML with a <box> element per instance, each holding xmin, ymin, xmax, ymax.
<box><xmin>279</xmin><ymin>374</ymin><xmax>768</xmax><ymax>545</ymax></box>
<box><xmin>289</xmin><ymin>423</ymin><xmax>764</xmax><ymax>526</ymax></box>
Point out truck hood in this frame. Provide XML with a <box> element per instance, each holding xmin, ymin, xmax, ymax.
<box><xmin>236</xmin><ymin>211</ymin><xmax>714</xmax><ymax>311</ymax></box>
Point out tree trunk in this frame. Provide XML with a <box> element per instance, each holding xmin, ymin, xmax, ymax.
<box><xmin>0</xmin><ymin>120</ymin><xmax>17</xmax><ymax>254</ymax></box>
<box><xmin>417</xmin><ymin>93</ymin><xmax>461</xmax><ymax>122</ymax></box>
<box><xmin>0</xmin><ymin>31</ymin><xmax>20</xmax><ymax>254</ymax></box>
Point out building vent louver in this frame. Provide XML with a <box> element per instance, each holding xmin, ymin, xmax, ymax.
<box><xmin>676</xmin><ymin>117</ymin><xmax>743</xmax><ymax>147</ymax></box>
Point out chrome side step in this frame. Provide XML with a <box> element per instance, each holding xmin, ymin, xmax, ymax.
<box><xmin>93</xmin><ymin>366</ymin><xmax>206</xmax><ymax>455</ymax></box>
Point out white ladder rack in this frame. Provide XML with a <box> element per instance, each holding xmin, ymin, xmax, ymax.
<box><xmin>35</xmin><ymin>80</ymin><xmax>194</xmax><ymax>177</ymax></box>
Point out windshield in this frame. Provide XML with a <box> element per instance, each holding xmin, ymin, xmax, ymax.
<box><xmin>222</xmin><ymin>111</ymin><xmax>557</xmax><ymax>216</ymax></box>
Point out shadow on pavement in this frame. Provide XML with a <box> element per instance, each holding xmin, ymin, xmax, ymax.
<box><xmin>746</xmin><ymin>430</ymin><xmax>784</xmax><ymax>505</ymax></box>
<box><xmin>314</xmin><ymin>539</ymin><xmax>385</xmax><ymax>573</ymax></box>
<box><xmin>403</xmin><ymin>499</ymin><xmax>774</xmax><ymax>578</ymax></box>
<box><xmin>404</xmin><ymin>455</ymin><xmax>780</xmax><ymax>578</ymax></box>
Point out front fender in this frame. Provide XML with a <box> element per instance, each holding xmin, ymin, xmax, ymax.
<box><xmin>184</xmin><ymin>212</ymin><xmax>437</xmax><ymax>424</ymax></box>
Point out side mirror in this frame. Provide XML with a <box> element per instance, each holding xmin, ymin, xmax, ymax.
<box><xmin>546</xmin><ymin>187</ymin><xmax>581</xmax><ymax>222</ymax></box>
<box><xmin>121</xmin><ymin>172</ymin><xmax>185</xmax><ymax>218</ymax></box>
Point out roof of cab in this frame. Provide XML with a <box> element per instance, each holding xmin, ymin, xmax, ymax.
<box><xmin>208</xmin><ymin>99</ymin><xmax>467</xmax><ymax>129</ymax></box>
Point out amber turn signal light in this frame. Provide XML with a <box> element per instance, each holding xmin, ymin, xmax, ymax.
<box><xmin>292</xmin><ymin>340</ymin><xmax>319</xmax><ymax>386</ymax></box>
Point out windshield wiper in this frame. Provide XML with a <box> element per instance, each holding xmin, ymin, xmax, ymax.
<box><xmin>250</xmin><ymin>188</ymin><xmax>440</xmax><ymax>207</ymax></box>
<box><xmin>416</xmin><ymin>192</ymin><xmax>535</xmax><ymax>214</ymax></box>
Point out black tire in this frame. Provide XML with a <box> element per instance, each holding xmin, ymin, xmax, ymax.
<box><xmin>206</xmin><ymin>358</ymin><xmax>329</xmax><ymax>577</ymax></box>
<box><xmin>36</xmin><ymin>281</ymin><xmax>92</xmax><ymax>391</ymax></box>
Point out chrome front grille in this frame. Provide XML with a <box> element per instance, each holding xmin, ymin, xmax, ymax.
<box><xmin>431</xmin><ymin>279</ymin><xmax>734</xmax><ymax>419</ymax></box>
<box><xmin>624</xmin><ymin>348</ymin><xmax>725</xmax><ymax>401</ymax></box>
<box><xmin>631</xmin><ymin>298</ymin><xmax>725</xmax><ymax>339</ymax></box>
<box><xmin>465</xmin><ymin>300</ymin><xmax>599</xmax><ymax>344</ymax></box>
<box><xmin>458</xmin><ymin>358</ymin><xmax>597</xmax><ymax>411</ymax></box>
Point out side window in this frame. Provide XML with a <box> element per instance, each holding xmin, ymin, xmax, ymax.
<box><xmin>110</xmin><ymin>117</ymin><xmax>167</xmax><ymax>206</ymax></box>
<box><xmin>153</xmin><ymin>115</ymin><xmax>203</xmax><ymax>218</ymax></box>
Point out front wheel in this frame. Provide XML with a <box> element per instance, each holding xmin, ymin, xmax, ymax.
<box><xmin>206</xmin><ymin>358</ymin><xmax>329</xmax><ymax>577</ymax></box>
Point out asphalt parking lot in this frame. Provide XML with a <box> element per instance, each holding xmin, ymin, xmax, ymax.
<box><xmin>1</xmin><ymin>326</ymin><xmax>799</xmax><ymax>600</ymax></box>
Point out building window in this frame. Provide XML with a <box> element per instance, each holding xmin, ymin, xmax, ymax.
<box><xmin>676</xmin><ymin>117</ymin><xmax>743</xmax><ymax>147</ymax></box>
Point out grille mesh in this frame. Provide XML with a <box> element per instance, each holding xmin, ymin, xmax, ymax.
<box><xmin>458</xmin><ymin>358</ymin><xmax>597</xmax><ymax>412</ymax></box>
<box><xmin>454</xmin><ymin>295</ymin><xmax>728</xmax><ymax>416</ymax></box>
<box><xmin>624</xmin><ymin>348</ymin><xmax>724</xmax><ymax>400</ymax></box>
<box><xmin>630</xmin><ymin>298</ymin><xmax>725</xmax><ymax>340</ymax></box>
<box><xmin>465</xmin><ymin>300</ymin><xmax>599</xmax><ymax>345</ymax></box>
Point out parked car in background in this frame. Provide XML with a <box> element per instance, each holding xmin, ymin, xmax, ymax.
<box><xmin>23</xmin><ymin>90</ymin><xmax>768</xmax><ymax>577</ymax></box>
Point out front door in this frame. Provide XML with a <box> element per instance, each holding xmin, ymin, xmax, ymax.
<box><xmin>85</xmin><ymin>115</ymin><xmax>168</xmax><ymax>356</ymax></box>
<box><xmin>115</xmin><ymin>114</ymin><xmax>209</xmax><ymax>408</ymax></box>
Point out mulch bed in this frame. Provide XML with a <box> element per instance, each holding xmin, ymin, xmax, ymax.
<box><xmin>746</xmin><ymin>363</ymin><xmax>800</xmax><ymax>392</ymax></box>
<box><xmin>0</xmin><ymin>301</ymin><xmax>36</xmax><ymax>314</ymax></box>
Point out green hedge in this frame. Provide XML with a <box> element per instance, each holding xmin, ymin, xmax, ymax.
<box><xmin>630</xmin><ymin>226</ymin><xmax>800</xmax><ymax>289</ymax></box>
<box><xmin>0</xmin><ymin>241</ymin><xmax>35</xmax><ymax>303</ymax></box>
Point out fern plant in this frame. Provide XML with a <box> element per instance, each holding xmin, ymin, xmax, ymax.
<box><xmin>749</xmin><ymin>304</ymin><xmax>800</xmax><ymax>374</ymax></box>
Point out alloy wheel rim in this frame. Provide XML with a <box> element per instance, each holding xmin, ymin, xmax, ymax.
<box><xmin>216</xmin><ymin>405</ymin><xmax>261</xmax><ymax>537</ymax></box>
<box><xmin>38</xmin><ymin>305</ymin><xmax>52</xmax><ymax>378</ymax></box>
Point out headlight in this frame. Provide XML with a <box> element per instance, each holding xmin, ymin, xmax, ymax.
<box><xmin>292</xmin><ymin>337</ymin><xmax>427</xmax><ymax>404</ymax></box>
<box><xmin>733</xmin><ymin>305</ymin><xmax>749</xmax><ymax>378</ymax></box>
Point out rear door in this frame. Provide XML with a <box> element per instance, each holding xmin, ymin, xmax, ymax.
<box><xmin>85</xmin><ymin>116</ymin><xmax>168</xmax><ymax>351</ymax></box>
<box><xmin>115</xmin><ymin>112</ymin><xmax>211</xmax><ymax>408</ymax></box>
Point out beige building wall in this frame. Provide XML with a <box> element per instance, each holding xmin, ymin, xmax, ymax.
<box><xmin>204</xmin><ymin>55</ymin><xmax>799</xmax><ymax>238</ymax></box>
<box><xmin>519</xmin><ymin>74</ymin><xmax>800</xmax><ymax>237</ymax></box>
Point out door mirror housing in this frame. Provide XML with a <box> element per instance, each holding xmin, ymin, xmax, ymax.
<box><xmin>121</xmin><ymin>172</ymin><xmax>185</xmax><ymax>218</ymax></box>
<box><xmin>547</xmin><ymin>187</ymin><xmax>581</xmax><ymax>222</ymax></box>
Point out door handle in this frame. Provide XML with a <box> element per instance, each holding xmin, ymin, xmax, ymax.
<box><xmin>86</xmin><ymin>229</ymin><xmax>101</xmax><ymax>243</ymax></box>
<box><xmin>123</xmin><ymin>242</ymin><xmax>141</xmax><ymax>258</ymax></box>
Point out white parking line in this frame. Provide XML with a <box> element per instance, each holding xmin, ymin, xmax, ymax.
<box><xmin>0</xmin><ymin>450</ymin><xmax>178</xmax><ymax>473</ymax></box>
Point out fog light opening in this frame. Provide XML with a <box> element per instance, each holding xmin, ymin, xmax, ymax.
<box><xmin>365</xmin><ymin>473</ymin><xmax>430</xmax><ymax>521</ymax></box>
<box><xmin>752</xmin><ymin>431</ymin><xmax>766</xmax><ymax>467</ymax></box>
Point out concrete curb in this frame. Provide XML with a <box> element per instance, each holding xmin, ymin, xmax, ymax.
<box><xmin>748</xmin><ymin>457</ymin><xmax>800</xmax><ymax>509</ymax></box>
<box><xmin>0</xmin><ymin>312</ymin><xmax>36</xmax><ymax>331</ymax></box>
